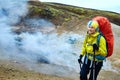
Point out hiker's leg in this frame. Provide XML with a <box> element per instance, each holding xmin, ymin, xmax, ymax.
<box><xmin>80</xmin><ymin>57</ymin><xmax>91</xmax><ymax>80</ymax></box>
<box><xmin>89</xmin><ymin>61</ymin><xmax>103</xmax><ymax>80</ymax></box>
<box><xmin>80</xmin><ymin>63</ymin><xmax>89</xmax><ymax>80</ymax></box>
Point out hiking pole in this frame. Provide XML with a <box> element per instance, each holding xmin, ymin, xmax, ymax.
<box><xmin>93</xmin><ymin>44</ymin><xmax>98</xmax><ymax>80</ymax></box>
<box><xmin>78</xmin><ymin>55</ymin><xmax>83</xmax><ymax>72</ymax></box>
<box><xmin>78</xmin><ymin>57</ymin><xmax>82</xmax><ymax>80</ymax></box>
<box><xmin>93</xmin><ymin>48</ymin><xmax>95</xmax><ymax>80</ymax></box>
<box><xmin>79</xmin><ymin>61</ymin><xmax>82</xmax><ymax>70</ymax></box>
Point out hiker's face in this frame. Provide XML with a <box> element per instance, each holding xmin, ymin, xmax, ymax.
<box><xmin>87</xmin><ymin>26</ymin><xmax>96</xmax><ymax>34</ymax></box>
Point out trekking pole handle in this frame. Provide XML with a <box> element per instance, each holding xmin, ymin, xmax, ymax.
<box><xmin>93</xmin><ymin>43</ymin><xmax>99</xmax><ymax>51</ymax></box>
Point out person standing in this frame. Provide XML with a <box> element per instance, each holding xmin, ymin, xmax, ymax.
<box><xmin>78</xmin><ymin>20</ymin><xmax>107</xmax><ymax>80</ymax></box>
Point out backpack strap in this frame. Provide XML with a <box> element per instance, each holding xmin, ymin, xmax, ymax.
<box><xmin>97</xmin><ymin>32</ymin><xmax>108</xmax><ymax>57</ymax></box>
<box><xmin>97</xmin><ymin>33</ymin><xmax>102</xmax><ymax>47</ymax></box>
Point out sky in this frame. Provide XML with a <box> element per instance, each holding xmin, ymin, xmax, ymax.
<box><xmin>39</xmin><ymin>0</ymin><xmax>120</xmax><ymax>13</ymax></box>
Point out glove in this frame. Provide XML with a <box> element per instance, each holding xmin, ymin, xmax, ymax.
<box><xmin>93</xmin><ymin>43</ymin><xmax>99</xmax><ymax>51</ymax></box>
<box><xmin>78</xmin><ymin>55</ymin><xmax>83</xmax><ymax>63</ymax></box>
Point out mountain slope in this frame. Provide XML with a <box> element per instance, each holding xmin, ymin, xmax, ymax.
<box><xmin>14</xmin><ymin>1</ymin><xmax>120</xmax><ymax>34</ymax></box>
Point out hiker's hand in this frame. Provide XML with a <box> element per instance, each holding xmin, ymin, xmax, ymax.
<box><xmin>93</xmin><ymin>43</ymin><xmax>99</xmax><ymax>51</ymax></box>
<box><xmin>78</xmin><ymin>55</ymin><xmax>83</xmax><ymax>63</ymax></box>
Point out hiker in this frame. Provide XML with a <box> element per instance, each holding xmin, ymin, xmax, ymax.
<box><xmin>78</xmin><ymin>20</ymin><xmax>107</xmax><ymax>80</ymax></box>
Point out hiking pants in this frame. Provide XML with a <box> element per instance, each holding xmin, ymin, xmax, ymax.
<box><xmin>80</xmin><ymin>56</ymin><xmax>103</xmax><ymax>80</ymax></box>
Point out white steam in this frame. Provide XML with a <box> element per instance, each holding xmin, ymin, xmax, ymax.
<box><xmin>15</xmin><ymin>32</ymin><xmax>84</xmax><ymax>68</ymax></box>
<box><xmin>0</xmin><ymin>0</ymin><xmax>84</xmax><ymax>74</ymax></box>
<box><xmin>0</xmin><ymin>0</ymin><xmax>28</xmax><ymax>59</ymax></box>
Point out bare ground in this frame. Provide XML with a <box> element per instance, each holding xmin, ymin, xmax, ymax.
<box><xmin>0</xmin><ymin>60</ymin><xmax>120</xmax><ymax>80</ymax></box>
<box><xmin>0</xmin><ymin>60</ymin><xmax>73</xmax><ymax>80</ymax></box>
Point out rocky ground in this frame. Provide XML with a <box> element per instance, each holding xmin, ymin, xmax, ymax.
<box><xmin>0</xmin><ymin>59</ymin><xmax>120</xmax><ymax>80</ymax></box>
<box><xmin>0</xmin><ymin>60</ymin><xmax>73</xmax><ymax>80</ymax></box>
